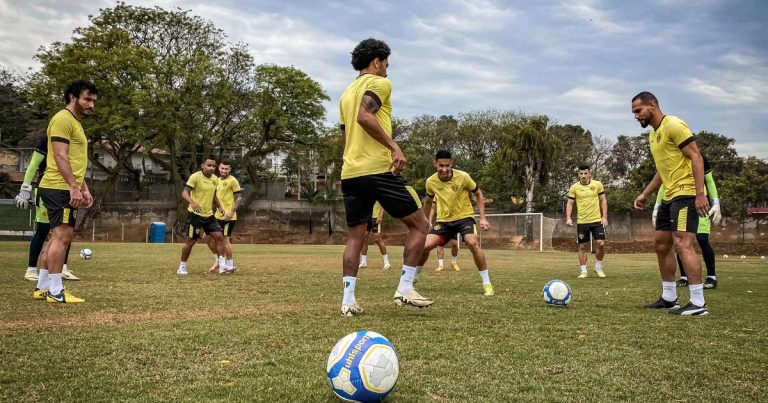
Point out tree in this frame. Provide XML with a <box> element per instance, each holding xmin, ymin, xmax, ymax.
<box><xmin>0</xmin><ymin>68</ymin><xmax>40</xmax><ymax>146</ymax></box>
<box><xmin>539</xmin><ymin>124</ymin><xmax>594</xmax><ymax>212</ymax></box>
<box><xmin>718</xmin><ymin>157</ymin><xmax>768</xmax><ymax>242</ymax></box>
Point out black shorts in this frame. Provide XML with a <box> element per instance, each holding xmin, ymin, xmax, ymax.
<box><xmin>366</xmin><ymin>218</ymin><xmax>381</xmax><ymax>234</ymax></box>
<box><xmin>38</xmin><ymin>188</ymin><xmax>77</xmax><ymax>229</ymax></box>
<box><xmin>341</xmin><ymin>173</ymin><xmax>420</xmax><ymax>227</ymax></box>
<box><xmin>576</xmin><ymin>222</ymin><xmax>605</xmax><ymax>244</ymax></box>
<box><xmin>188</xmin><ymin>213</ymin><xmax>222</xmax><ymax>239</ymax></box>
<box><xmin>217</xmin><ymin>220</ymin><xmax>236</xmax><ymax>237</ymax></box>
<box><xmin>430</xmin><ymin>217</ymin><xmax>477</xmax><ymax>246</ymax></box>
<box><xmin>656</xmin><ymin>196</ymin><xmax>699</xmax><ymax>233</ymax></box>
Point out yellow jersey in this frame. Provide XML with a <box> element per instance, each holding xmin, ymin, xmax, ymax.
<box><xmin>215</xmin><ymin>175</ymin><xmax>242</xmax><ymax>220</ymax></box>
<box><xmin>649</xmin><ymin>115</ymin><xmax>696</xmax><ymax>200</ymax></box>
<box><xmin>338</xmin><ymin>74</ymin><xmax>393</xmax><ymax>179</ymax></box>
<box><xmin>39</xmin><ymin>109</ymin><xmax>88</xmax><ymax>190</ymax></box>
<box><xmin>567</xmin><ymin>180</ymin><xmax>605</xmax><ymax>224</ymax></box>
<box><xmin>425</xmin><ymin>169</ymin><xmax>477</xmax><ymax>222</ymax></box>
<box><xmin>186</xmin><ymin>171</ymin><xmax>219</xmax><ymax>217</ymax></box>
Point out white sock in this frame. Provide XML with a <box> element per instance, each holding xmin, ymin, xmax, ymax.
<box><xmin>226</xmin><ymin>259</ymin><xmax>234</xmax><ymax>267</ymax></box>
<box><xmin>662</xmin><ymin>281</ymin><xmax>677</xmax><ymax>302</ymax></box>
<box><xmin>218</xmin><ymin>255</ymin><xmax>227</xmax><ymax>268</ymax></box>
<box><xmin>595</xmin><ymin>260</ymin><xmax>602</xmax><ymax>269</ymax></box>
<box><xmin>451</xmin><ymin>256</ymin><xmax>458</xmax><ymax>264</ymax></box>
<box><xmin>398</xmin><ymin>265</ymin><xmax>417</xmax><ymax>292</ymax></box>
<box><xmin>478</xmin><ymin>269</ymin><xmax>491</xmax><ymax>285</ymax></box>
<box><xmin>36</xmin><ymin>269</ymin><xmax>49</xmax><ymax>290</ymax></box>
<box><xmin>179</xmin><ymin>261</ymin><xmax>187</xmax><ymax>269</ymax></box>
<box><xmin>580</xmin><ymin>265</ymin><xmax>587</xmax><ymax>273</ymax></box>
<box><xmin>27</xmin><ymin>266</ymin><xmax>37</xmax><ymax>273</ymax></box>
<box><xmin>342</xmin><ymin>276</ymin><xmax>357</xmax><ymax>305</ymax></box>
<box><xmin>360</xmin><ymin>255</ymin><xmax>367</xmax><ymax>266</ymax></box>
<box><xmin>689</xmin><ymin>284</ymin><xmax>705</xmax><ymax>306</ymax></box>
<box><xmin>382</xmin><ymin>254</ymin><xmax>390</xmax><ymax>265</ymax></box>
<box><xmin>49</xmin><ymin>273</ymin><xmax>63</xmax><ymax>296</ymax></box>
<box><xmin>438</xmin><ymin>258</ymin><xmax>444</xmax><ymax>266</ymax></box>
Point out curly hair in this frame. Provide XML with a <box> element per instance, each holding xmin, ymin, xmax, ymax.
<box><xmin>63</xmin><ymin>80</ymin><xmax>98</xmax><ymax>104</ymax></box>
<box><xmin>351</xmin><ymin>38</ymin><xmax>391</xmax><ymax>71</ymax></box>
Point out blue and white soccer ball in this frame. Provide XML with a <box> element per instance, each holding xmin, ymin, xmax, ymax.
<box><xmin>327</xmin><ymin>330</ymin><xmax>399</xmax><ymax>402</ymax></box>
<box><xmin>542</xmin><ymin>279</ymin><xmax>572</xmax><ymax>306</ymax></box>
<box><xmin>79</xmin><ymin>248</ymin><xmax>93</xmax><ymax>260</ymax></box>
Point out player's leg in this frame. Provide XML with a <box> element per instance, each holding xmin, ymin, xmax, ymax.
<box><xmin>359</xmin><ymin>228</ymin><xmax>370</xmax><ymax>269</ymax></box>
<box><xmin>373</xmin><ymin>231</ymin><xmax>390</xmax><ymax>270</ymax></box>
<box><xmin>179</xmin><ymin>216</ymin><xmax>202</xmax><ymax>275</ymax></box>
<box><xmin>670</xmin><ymin>198</ymin><xmax>707</xmax><ymax>315</ymax></box>
<box><xmin>61</xmin><ymin>239</ymin><xmax>78</xmax><ymax>280</ymax></box>
<box><xmin>38</xmin><ymin>189</ymin><xmax>83</xmax><ymax>303</ymax></box>
<box><xmin>577</xmin><ymin>224</ymin><xmax>589</xmax><ymax>278</ymax></box>
<box><xmin>221</xmin><ymin>220</ymin><xmax>236</xmax><ymax>269</ymax></box>
<box><xmin>420</xmin><ymin>234</ymin><xmax>442</xmax><ymax>274</ymax></box>
<box><xmin>646</xmin><ymin>199</ymin><xmax>680</xmax><ymax>309</ymax></box>
<box><xmin>205</xmin><ymin>230</ymin><xmax>219</xmax><ymax>272</ymax></box>
<box><xmin>435</xmin><ymin>244</ymin><xmax>445</xmax><ymax>271</ymax></box>
<box><xmin>450</xmin><ymin>240</ymin><xmax>460</xmax><ymax>271</ymax></box>
<box><xmin>696</xmin><ymin>217</ymin><xmax>717</xmax><ymax>289</ymax></box>
<box><xmin>463</xmin><ymin>230</ymin><xmax>494</xmax><ymax>296</ymax></box>
<box><xmin>26</xmin><ymin>222</ymin><xmax>50</xmax><ymax>281</ymax></box>
<box><xmin>675</xmin><ymin>253</ymin><xmax>688</xmax><ymax>287</ymax></box>
<box><xmin>209</xmin><ymin>231</ymin><xmax>232</xmax><ymax>273</ymax></box>
<box><xmin>591</xmin><ymin>224</ymin><xmax>606</xmax><ymax>277</ymax></box>
<box><xmin>339</xmin><ymin>176</ymin><xmax>374</xmax><ymax>316</ymax></box>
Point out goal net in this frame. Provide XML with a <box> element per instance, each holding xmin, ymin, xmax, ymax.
<box><xmin>472</xmin><ymin>213</ymin><xmax>560</xmax><ymax>252</ymax></box>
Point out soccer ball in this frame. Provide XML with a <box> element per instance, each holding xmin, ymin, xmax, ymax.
<box><xmin>327</xmin><ymin>330</ymin><xmax>399</xmax><ymax>402</ymax></box>
<box><xmin>79</xmin><ymin>248</ymin><xmax>93</xmax><ymax>260</ymax></box>
<box><xmin>723</xmin><ymin>254</ymin><xmax>729</xmax><ymax>259</ymax></box>
<box><xmin>542</xmin><ymin>279</ymin><xmax>572</xmax><ymax>306</ymax></box>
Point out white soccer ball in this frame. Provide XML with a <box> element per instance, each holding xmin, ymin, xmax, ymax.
<box><xmin>327</xmin><ymin>330</ymin><xmax>399</xmax><ymax>402</ymax></box>
<box><xmin>741</xmin><ymin>255</ymin><xmax>747</xmax><ymax>260</ymax></box>
<box><xmin>723</xmin><ymin>255</ymin><xmax>729</xmax><ymax>259</ymax></box>
<box><xmin>79</xmin><ymin>248</ymin><xmax>93</xmax><ymax>260</ymax></box>
<box><xmin>542</xmin><ymin>279</ymin><xmax>572</xmax><ymax>306</ymax></box>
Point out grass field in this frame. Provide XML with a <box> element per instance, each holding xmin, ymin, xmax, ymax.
<box><xmin>1</xmin><ymin>242</ymin><xmax>767</xmax><ymax>402</ymax></box>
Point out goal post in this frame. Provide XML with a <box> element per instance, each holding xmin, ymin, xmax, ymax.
<box><xmin>473</xmin><ymin>212</ymin><xmax>559</xmax><ymax>252</ymax></box>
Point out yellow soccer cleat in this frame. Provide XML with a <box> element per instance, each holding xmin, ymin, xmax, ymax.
<box><xmin>435</xmin><ymin>265</ymin><xmax>444</xmax><ymax>272</ymax></box>
<box><xmin>451</xmin><ymin>262</ymin><xmax>460</xmax><ymax>271</ymax></box>
<box><xmin>483</xmin><ymin>284</ymin><xmax>495</xmax><ymax>296</ymax></box>
<box><xmin>46</xmin><ymin>290</ymin><xmax>85</xmax><ymax>304</ymax></box>
<box><xmin>32</xmin><ymin>288</ymin><xmax>48</xmax><ymax>300</ymax></box>
<box><xmin>594</xmin><ymin>267</ymin><xmax>606</xmax><ymax>278</ymax></box>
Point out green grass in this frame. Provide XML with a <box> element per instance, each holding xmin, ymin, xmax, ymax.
<box><xmin>1</xmin><ymin>242</ymin><xmax>767</xmax><ymax>402</ymax></box>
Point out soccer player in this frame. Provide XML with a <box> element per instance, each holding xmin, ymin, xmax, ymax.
<box><xmin>206</xmin><ymin>161</ymin><xmax>242</xmax><ymax>273</ymax></box>
<box><xmin>418</xmin><ymin>150</ymin><xmax>494</xmax><ymax>296</ymax></box>
<box><xmin>177</xmin><ymin>157</ymin><xmax>232</xmax><ymax>275</ymax></box>
<box><xmin>34</xmin><ymin>80</ymin><xmax>98</xmax><ymax>303</ymax></box>
<box><xmin>429</xmin><ymin>207</ymin><xmax>460</xmax><ymax>271</ymax></box>
<box><xmin>338</xmin><ymin>38</ymin><xmax>432</xmax><ymax>316</ymax></box>
<box><xmin>565</xmin><ymin>165</ymin><xmax>608</xmax><ymax>278</ymax></box>
<box><xmin>632</xmin><ymin>91</ymin><xmax>712</xmax><ymax>316</ymax></box>
<box><xmin>16</xmin><ymin>135</ymin><xmax>77</xmax><ymax>282</ymax></box>
<box><xmin>359</xmin><ymin>201</ymin><xmax>392</xmax><ymax>270</ymax></box>
<box><xmin>654</xmin><ymin>158</ymin><xmax>722</xmax><ymax>289</ymax></box>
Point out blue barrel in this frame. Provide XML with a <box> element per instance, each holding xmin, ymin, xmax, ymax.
<box><xmin>150</xmin><ymin>222</ymin><xmax>166</xmax><ymax>243</ymax></box>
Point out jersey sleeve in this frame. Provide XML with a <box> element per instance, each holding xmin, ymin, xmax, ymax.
<box><xmin>232</xmin><ymin>178</ymin><xmax>242</xmax><ymax>194</ymax></box>
<box><xmin>49</xmin><ymin>114</ymin><xmax>74</xmax><ymax>144</ymax></box>
<box><xmin>425</xmin><ymin>178</ymin><xmax>434</xmax><ymax>197</ymax></box>
<box><xmin>364</xmin><ymin>78</ymin><xmax>392</xmax><ymax>109</ymax></box>
<box><xmin>704</xmin><ymin>171</ymin><xmax>719</xmax><ymax>199</ymax></box>
<box><xmin>35</xmin><ymin>137</ymin><xmax>48</xmax><ymax>155</ymax></box>
<box><xmin>567</xmin><ymin>185</ymin><xmax>576</xmax><ymax>199</ymax></box>
<box><xmin>596</xmin><ymin>181</ymin><xmax>605</xmax><ymax>195</ymax></box>
<box><xmin>464</xmin><ymin>172</ymin><xmax>478</xmax><ymax>192</ymax></box>
<box><xmin>185</xmin><ymin>173</ymin><xmax>197</xmax><ymax>189</ymax></box>
<box><xmin>669</xmin><ymin>118</ymin><xmax>694</xmax><ymax>149</ymax></box>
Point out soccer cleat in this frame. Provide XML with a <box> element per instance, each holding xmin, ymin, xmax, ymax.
<box><xmin>218</xmin><ymin>266</ymin><xmax>236</xmax><ymax>274</ymax></box>
<box><xmin>393</xmin><ymin>289</ymin><xmax>433</xmax><ymax>308</ymax></box>
<box><xmin>645</xmin><ymin>297</ymin><xmax>680</xmax><ymax>310</ymax></box>
<box><xmin>704</xmin><ymin>277</ymin><xmax>718</xmax><ymax>290</ymax></box>
<box><xmin>25</xmin><ymin>271</ymin><xmax>39</xmax><ymax>281</ymax></box>
<box><xmin>676</xmin><ymin>278</ymin><xmax>689</xmax><ymax>288</ymax></box>
<box><xmin>358</xmin><ymin>263</ymin><xmax>367</xmax><ymax>269</ymax></box>
<box><xmin>340</xmin><ymin>303</ymin><xmax>364</xmax><ymax>317</ymax></box>
<box><xmin>483</xmin><ymin>284</ymin><xmax>495</xmax><ymax>296</ymax></box>
<box><xmin>594</xmin><ymin>267</ymin><xmax>606</xmax><ymax>278</ymax></box>
<box><xmin>670</xmin><ymin>302</ymin><xmax>708</xmax><ymax>316</ymax></box>
<box><xmin>208</xmin><ymin>263</ymin><xmax>219</xmax><ymax>273</ymax></box>
<box><xmin>177</xmin><ymin>267</ymin><xmax>189</xmax><ymax>276</ymax></box>
<box><xmin>435</xmin><ymin>265</ymin><xmax>444</xmax><ymax>272</ymax></box>
<box><xmin>382</xmin><ymin>263</ymin><xmax>391</xmax><ymax>271</ymax></box>
<box><xmin>451</xmin><ymin>262</ymin><xmax>460</xmax><ymax>271</ymax></box>
<box><xmin>577</xmin><ymin>272</ymin><xmax>588</xmax><ymax>279</ymax></box>
<box><xmin>62</xmin><ymin>268</ymin><xmax>79</xmax><ymax>281</ymax></box>
<box><xmin>46</xmin><ymin>290</ymin><xmax>85</xmax><ymax>303</ymax></box>
<box><xmin>32</xmin><ymin>288</ymin><xmax>48</xmax><ymax>300</ymax></box>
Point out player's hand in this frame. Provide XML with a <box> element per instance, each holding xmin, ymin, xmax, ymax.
<box><xmin>633</xmin><ymin>193</ymin><xmax>647</xmax><ymax>210</ymax></box>
<box><xmin>376</xmin><ymin>218</ymin><xmax>382</xmax><ymax>225</ymax></box>
<box><xmin>190</xmin><ymin>202</ymin><xmax>202</xmax><ymax>213</ymax></box>
<box><xmin>82</xmin><ymin>189</ymin><xmax>94</xmax><ymax>208</ymax></box>
<box><xmin>69</xmin><ymin>185</ymin><xmax>83</xmax><ymax>208</ymax></box>
<box><xmin>708</xmin><ymin>199</ymin><xmax>722</xmax><ymax>225</ymax></box>
<box><xmin>601</xmin><ymin>217</ymin><xmax>608</xmax><ymax>227</ymax></box>
<box><xmin>15</xmin><ymin>183</ymin><xmax>33</xmax><ymax>209</ymax></box>
<box><xmin>479</xmin><ymin>218</ymin><xmax>490</xmax><ymax>230</ymax></box>
<box><xmin>390</xmin><ymin>147</ymin><xmax>407</xmax><ymax>175</ymax></box>
<box><xmin>695</xmin><ymin>194</ymin><xmax>710</xmax><ymax>217</ymax></box>
<box><xmin>224</xmin><ymin>211</ymin><xmax>234</xmax><ymax>220</ymax></box>
<box><xmin>652</xmin><ymin>204</ymin><xmax>660</xmax><ymax>227</ymax></box>
<box><xmin>565</xmin><ymin>217</ymin><xmax>573</xmax><ymax>227</ymax></box>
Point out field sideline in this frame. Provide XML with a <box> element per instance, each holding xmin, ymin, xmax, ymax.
<box><xmin>1</xmin><ymin>242</ymin><xmax>766</xmax><ymax>402</ymax></box>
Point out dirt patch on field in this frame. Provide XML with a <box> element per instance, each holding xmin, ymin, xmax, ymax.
<box><xmin>552</xmin><ymin>238</ymin><xmax>768</xmax><ymax>255</ymax></box>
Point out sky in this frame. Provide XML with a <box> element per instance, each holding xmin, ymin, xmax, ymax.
<box><xmin>1</xmin><ymin>0</ymin><xmax>767</xmax><ymax>158</ymax></box>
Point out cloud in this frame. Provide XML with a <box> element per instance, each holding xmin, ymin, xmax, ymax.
<box><xmin>555</xmin><ymin>0</ymin><xmax>639</xmax><ymax>35</ymax></box>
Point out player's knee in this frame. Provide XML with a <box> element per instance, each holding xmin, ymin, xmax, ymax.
<box><xmin>595</xmin><ymin>240</ymin><xmax>605</xmax><ymax>248</ymax></box>
<box><xmin>464</xmin><ymin>239</ymin><xmax>479</xmax><ymax>250</ymax></box>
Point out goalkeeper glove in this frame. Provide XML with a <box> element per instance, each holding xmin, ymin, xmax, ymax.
<box><xmin>708</xmin><ymin>199</ymin><xmax>722</xmax><ymax>225</ymax></box>
<box><xmin>15</xmin><ymin>183</ymin><xmax>33</xmax><ymax>209</ymax></box>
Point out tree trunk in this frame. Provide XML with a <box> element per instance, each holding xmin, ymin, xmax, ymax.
<box><xmin>524</xmin><ymin>159</ymin><xmax>536</xmax><ymax>243</ymax></box>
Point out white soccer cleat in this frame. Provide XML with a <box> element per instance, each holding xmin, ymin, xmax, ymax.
<box><xmin>577</xmin><ymin>272</ymin><xmax>588</xmax><ymax>279</ymax></box>
<box><xmin>393</xmin><ymin>289</ymin><xmax>433</xmax><ymax>308</ymax></box>
<box><xmin>24</xmin><ymin>271</ymin><xmax>39</xmax><ymax>281</ymax></box>
<box><xmin>218</xmin><ymin>265</ymin><xmax>236</xmax><ymax>274</ymax></box>
<box><xmin>594</xmin><ymin>267</ymin><xmax>606</xmax><ymax>278</ymax></box>
<box><xmin>177</xmin><ymin>267</ymin><xmax>189</xmax><ymax>276</ymax></box>
<box><xmin>62</xmin><ymin>268</ymin><xmax>80</xmax><ymax>281</ymax></box>
<box><xmin>382</xmin><ymin>263</ymin><xmax>391</xmax><ymax>270</ymax></box>
<box><xmin>340</xmin><ymin>303</ymin><xmax>364</xmax><ymax>317</ymax></box>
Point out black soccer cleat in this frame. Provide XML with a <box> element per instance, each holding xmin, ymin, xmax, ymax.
<box><xmin>645</xmin><ymin>297</ymin><xmax>680</xmax><ymax>310</ymax></box>
<box><xmin>670</xmin><ymin>302</ymin><xmax>708</xmax><ymax>316</ymax></box>
<box><xmin>676</xmin><ymin>278</ymin><xmax>689</xmax><ymax>288</ymax></box>
<box><xmin>704</xmin><ymin>277</ymin><xmax>718</xmax><ymax>290</ymax></box>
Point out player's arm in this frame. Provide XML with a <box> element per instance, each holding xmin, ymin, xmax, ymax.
<box><xmin>15</xmin><ymin>150</ymin><xmax>45</xmax><ymax>209</ymax></box>
<box><xmin>357</xmin><ymin>94</ymin><xmax>406</xmax><ymax>174</ymax></box>
<box><xmin>182</xmin><ymin>185</ymin><xmax>200</xmax><ymax>213</ymax></box>
<box><xmin>565</xmin><ymin>197</ymin><xmax>574</xmax><ymax>226</ymax></box>
<box><xmin>704</xmin><ymin>170</ymin><xmax>722</xmax><ymax>224</ymax></box>
<box><xmin>634</xmin><ymin>172</ymin><xmax>662</xmax><ymax>210</ymax></box>
<box><xmin>51</xmin><ymin>140</ymin><xmax>84</xmax><ymax>208</ymax></box>
<box><xmin>599</xmin><ymin>192</ymin><xmax>608</xmax><ymax>227</ymax></box>
<box><xmin>213</xmin><ymin>191</ymin><xmax>225</xmax><ymax>216</ymax></box>
<box><xmin>422</xmin><ymin>194</ymin><xmax>434</xmax><ymax>222</ymax></box>
<box><xmin>81</xmin><ymin>179</ymin><xmax>93</xmax><ymax>208</ymax></box>
<box><xmin>473</xmin><ymin>188</ymin><xmax>490</xmax><ymax>230</ymax></box>
<box><xmin>680</xmin><ymin>141</ymin><xmax>710</xmax><ymax>216</ymax></box>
